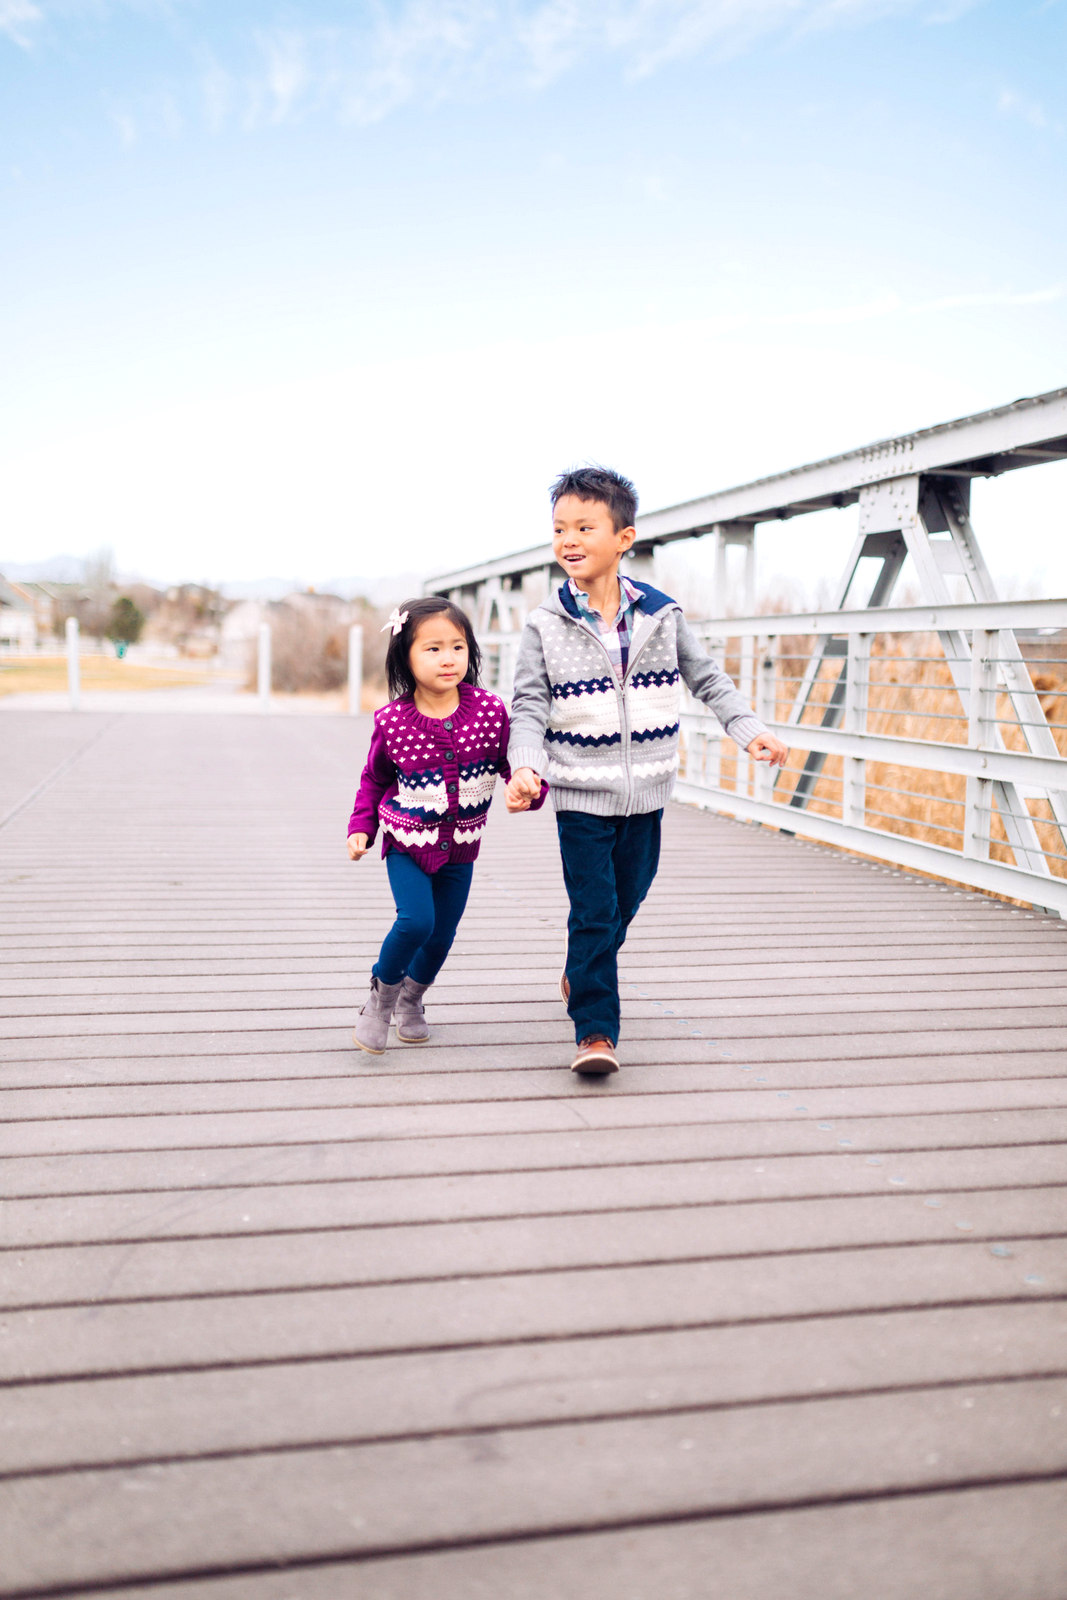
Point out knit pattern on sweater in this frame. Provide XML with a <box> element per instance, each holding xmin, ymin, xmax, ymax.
<box><xmin>507</xmin><ymin>582</ymin><xmax>767</xmax><ymax>818</ymax></box>
<box><xmin>348</xmin><ymin>684</ymin><xmax>542</xmax><ymax>873</ymax></box>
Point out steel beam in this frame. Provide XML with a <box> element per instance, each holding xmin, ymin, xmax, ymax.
<box><xmin>427</xmin><ymin>386</ymin><xmax>1067</xmax><ymax>592</ymax></box>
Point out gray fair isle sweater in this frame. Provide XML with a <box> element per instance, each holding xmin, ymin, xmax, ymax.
<box><xmin>507</xmin><ymin>580</ymin><xmax>767</xmax><ymax>818</ymax></box>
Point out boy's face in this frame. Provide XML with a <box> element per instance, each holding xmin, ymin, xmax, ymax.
<box><xmin>552</xmin><ymin>495</ymin><xmax>636</xmax><ymax>587</ymax></box>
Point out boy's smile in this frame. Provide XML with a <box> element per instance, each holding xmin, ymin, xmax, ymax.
<box><xmin>552</xmin><ymin>494</ymin><xmax>636</xmax><ymax>587</ymax></box>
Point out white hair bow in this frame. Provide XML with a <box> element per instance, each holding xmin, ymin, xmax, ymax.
<box><xmin>381</xmin><ymin>607</ymin><xmax>409</xmax><ymax>637</ymax></box>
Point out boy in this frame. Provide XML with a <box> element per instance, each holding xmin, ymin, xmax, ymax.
<box><xmin>506</xmin><ymin>466</ymin><xmax>788</xmax><ymax>1076</ymax></box>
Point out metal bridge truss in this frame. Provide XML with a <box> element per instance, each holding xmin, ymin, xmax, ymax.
<box><xmin>428</xmin><ymin>387</ymin><xmax>1067</xmax><ymax>912</ymax></box>
<box><xmin>678</xmin><ymin>595</ymin><xmax>1067</xmax><ymax>916</ymax></box>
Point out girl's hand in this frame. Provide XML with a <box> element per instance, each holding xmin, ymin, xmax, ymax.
<box><xmin>347</xmin><ymin>833</ymin><xmax>370</xmax><ymax>860</ymax></box>
<box><xmin>746</xmin><ymin>733</ymin><xmax>789</xmax><ymax>767</ymax></box>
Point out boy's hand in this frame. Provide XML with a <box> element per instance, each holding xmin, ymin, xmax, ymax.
<box><xmin>746</xmin><ymin>732</ymin><xmax>789</xmax><ymax>767</ymax></box>
<box><xmin>506</xmin><ymin>767</ymin><xmax>542</xmax><ymax>809</ymax></box>
<box><xmin>347</xmin><ymin>832</ymin><xmax>370</xmax><ymax>860</ymax></box>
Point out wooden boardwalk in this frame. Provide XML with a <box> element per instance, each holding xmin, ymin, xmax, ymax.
<box><xmin>1</xmin><ymin>709</ymin><xmax>1066</xmax><ymax>1599</ymax></box>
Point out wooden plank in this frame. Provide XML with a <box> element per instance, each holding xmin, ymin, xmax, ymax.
<box><xmin>6</xmin><ymin>997</ymin><xmax>1067</xmax><ymax>1041</ymax></box>
<box><xmin>4</xmin><ymin>1146</ymin><xmax>1066</xmax><ymax>1245</ymax></box>
<box><xmin>37</xmin><ymin>1483</ymin><xmax>1065</xmax><ymax>1600</ymax></box>
<box><xmin>5</xmin><ymin>1049</ymin><xmax>1067</xmax><ymax>1099</ymax></box>
<box><xmin>6</xmin><ymin>1073</ymin><xmax>1066</xmax><ymax>1131</ymax></box>
<box><xmin>2</xmin><ymin>1241</ymin><xmax>1065</xmax><ymax>1381</ymax></box>
<box><xmin>4</xmin><ymin>961</ymin><xmax>1067</xmax><ymax>1004</ymax></box>
<box><xmin>6</xmin><ymin>1083</ymin><xmax>1067</xmax><ymax>1159</ymax></box>
<box><xmin>8</xmin><ymin>974</ymin><xmax>1067</xmax><ymax>1019</ymax></box>
<box><xmin>3</xmin><ymin>1106</ymin><xmax>1062</xmax><ymax>1200</ymax></box>
<box><xmin>4</xmin><ymin>1188</ymin><xmax>1065</xmax><ymax>1310</ymax></box>
<box><xmin>0</xmin><ymin>1301</ymin><xmax>1062</xmax><ymax>1475</ymax></box>
<box><xmin>2</xmin><ymin>1380</ymin><xmax>1066</xmax><ymax>1593</ymax></box>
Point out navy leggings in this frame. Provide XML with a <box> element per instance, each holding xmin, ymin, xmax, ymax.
<box><xmin>373</xmin><ymin>852</ymin><xmax>474</xmax><ymax>986</ymax></box>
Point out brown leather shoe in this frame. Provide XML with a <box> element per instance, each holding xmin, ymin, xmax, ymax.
<box><xmin>571</xmin><ymin>1036</ymin><xmax>619</xmax><ymax>1075</ymax></box>
<box><xmin>559</xmin><ymin>969</ymin><xmax>570</xmax><ymax>1004</ymax></box>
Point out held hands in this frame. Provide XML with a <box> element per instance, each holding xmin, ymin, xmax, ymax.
<box><xmin>746</xmin><ymin>733</ymin><xmax>790</xmax><ymax>767</ymax></box>
<box><xmin>347</xmin><ymin>832</ymin><xmax>370</xmax><ymax>860</ymax></box>
<box><xmin>505</xmin><ymin>767</ymin><xmax>542</xmax><ymax>813</ymax></box>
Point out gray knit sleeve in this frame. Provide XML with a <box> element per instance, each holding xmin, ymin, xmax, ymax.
<box><xmin>506</xmin><ymin>617</ymin><xmax>552</xmax><ymax>778</ymax></box>
<box><xmin>675</xmin><ymin>613</ymin><xmax>768</xmax><ymax>750</ymax></box>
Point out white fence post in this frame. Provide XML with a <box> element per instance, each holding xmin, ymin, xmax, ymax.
<box><xmin>348</xmin><ymin>624</ymin><xmax>364</xmax><ymax>716</ymax></box>
<box><xmin>257</xmin><ymin>623</ymin><xmax>271</xmax><ymax>714</ymax></box>
<box><xmin>842</xmin><ymin>631</ymin><xmax>870</xmax><ymax>827</ymax></box>
<box><xmin>754</xmin><ymin>634</ymin><xmax>777</xmax><ymax>804</ymax></box>
<box><xmin>964</xmin><ymin>627</ymin><xmax>996</xmax><ymax>860</ymax></box>
<box><xmin>65</xmin><ymin>616</ymin><xmax>81</xmax><ymax>711</ymax></box>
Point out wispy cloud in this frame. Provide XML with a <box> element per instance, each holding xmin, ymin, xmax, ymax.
<box><xmin>11</xmin><ymin>0</ymin><xmax>984</xmax><ymax>135</ymax></box>
<box><xmin>923</xmin><ymin>285</ymin><xmax>1066</xmax><ymax>309</ymax></box>
<box><xmin>106</xmin><ymin>102</ymin><xmax>138</xmax><ymax>146</ymax></box>
<box><xmin>0</xmin><ymin>0</ymin><xmax>43</xmax><ymax>48</ymax></box>
<box><xmin>998</xmin><ymin>87</ymin><xmax>1062</xmax><ymax>133</ymax></box>
<box><xmin>694</xmin><ymin>282</ymin><xmax>1067</xmax><ymax>336</ymax></box>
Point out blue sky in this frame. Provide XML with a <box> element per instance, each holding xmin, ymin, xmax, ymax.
<box><xmin>2</xmin><ymin>0</ymin><xmax>1066</xmax><ymax>601</ymax></box>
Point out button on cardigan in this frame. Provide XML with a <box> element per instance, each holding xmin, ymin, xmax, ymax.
<box><xmin>347</xmin><ymin>683</ymin><xmax>545</xmax><ymax>874</ymax></box>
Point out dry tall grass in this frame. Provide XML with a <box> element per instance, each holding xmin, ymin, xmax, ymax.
<box><xmin>697</xmin><ymin>630</ymin><xmax>1067</xmax><ymax>885</ymax></box>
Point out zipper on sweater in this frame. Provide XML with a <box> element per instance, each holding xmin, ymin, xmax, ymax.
<box><xmin>622</xmin><ymin>612</ymin><xmax>671</xmax><ymax>809</ymax></box>
<box><xmin>575</xmin><ymin>609</ymin><xmax>669</xmax><ymax>811</ymax></box>
<box><xmin>568</xmin><ymin>614</ymin><xmax>631</xmax><ymax>806</ymax></box>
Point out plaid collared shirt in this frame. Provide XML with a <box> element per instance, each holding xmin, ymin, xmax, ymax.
<box><xmin>568</xmin><ymin>573</ymin><xmax>642</xmax><ymax>680</ymax></box>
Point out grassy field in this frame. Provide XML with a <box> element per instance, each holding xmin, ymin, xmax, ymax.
<box><xmin>0</xmin><ymin>655</ymin><xmax>224</xmax><ymax>695</ymax></box>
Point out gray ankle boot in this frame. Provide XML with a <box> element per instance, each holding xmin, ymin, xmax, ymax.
<box><xmin>353</xmin><ymin>975</ymin><xmax>403</xmax><ymax>1055</ymax></box>
<box><xmin>394</xmin><ymin>976</ymin><xmax>431</xmax><ymax>1043</ymax></box>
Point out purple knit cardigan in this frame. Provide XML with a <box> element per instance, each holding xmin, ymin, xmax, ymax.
<box><xmin>347</xmin><ymin>684</ymin><xmax>546</xmax><ymax>874</ymax></box>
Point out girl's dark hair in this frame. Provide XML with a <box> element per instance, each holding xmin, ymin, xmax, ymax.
<box><xmin>385</xmin><ymin>596</ymin><xmax>482</xmax><ymax>701</ymax></box>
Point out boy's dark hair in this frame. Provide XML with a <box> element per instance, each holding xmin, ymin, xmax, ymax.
<box><xmin>385</xmin><ymin>596</ymin><xmax>482</xmax><ymax>701</ymax></box>
<box><xmin>549</xmin><ymin>465</ymin><xmax>638</xmax><ymax>533</ymax></box>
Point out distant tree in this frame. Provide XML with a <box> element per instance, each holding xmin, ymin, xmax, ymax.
<box><xmin>78</xmin><ymin>546</ymin><xmax>118</xmax><ymax>639</ymax></box>
<box><xmin>82</xmin><ymin>547</ymin><xmax>116</xmax><ymax>592</ymax></box>
<box><xmin>106</xmin><ymin>595</ymin><xmax>145</xmax><ymax>645</ymax></box>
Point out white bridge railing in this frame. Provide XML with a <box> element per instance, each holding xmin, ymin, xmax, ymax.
<box><xmin>483</xmin><ymin>596</ymin><xmax>1067</xmax><ymax>916</ymax></box>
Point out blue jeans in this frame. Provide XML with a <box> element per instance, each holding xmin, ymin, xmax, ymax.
<box><xmin>373</xmin><ymin>853</ymin><xmax>474</xmax><ymax>986</ymax></box>
<box><xmin>556</xmin><ymin>808</ymin><xmax>662</xmax><ymax>1046</ymax></box>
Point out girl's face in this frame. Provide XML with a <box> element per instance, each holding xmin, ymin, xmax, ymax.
<box><xmin>408</xmin><ymin>613</ymin><xmax>469</xmax><ymax>696</ymax></box>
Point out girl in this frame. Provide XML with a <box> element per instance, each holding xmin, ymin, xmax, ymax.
<box><xmin>347</xmin><ymin>596</ymin><xmax>545</xmax><ymax>1053</ymax></box>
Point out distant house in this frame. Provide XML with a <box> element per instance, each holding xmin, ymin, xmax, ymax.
<box><xmin>0</xmin><ymin>575</ymin><xmax>37</xmax><ymax>652</ymax></box>
<box><xmin>6</xmin><ymin>579</ymin><xmax>69</xmax><ymax>641</ymax></box>
<box><xmin>142</xmin><ymin>583</ymin><xmax>227</xmax><ymax>659</ymax></box>
<box><xmin>217</xmin><ymin>591</ymin><xmax>364</xmax><ymax>669</ymax></box>
<box><xmin>217</xmin><ymin>598</ymin><xmax>268</xmax><ymax>668</ymax></box>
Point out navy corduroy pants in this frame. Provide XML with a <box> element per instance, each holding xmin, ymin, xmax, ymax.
<box><xmin>556</xmin><ymin>808</ymin><xmax>663</xmax><ymax>1046</ymax></box>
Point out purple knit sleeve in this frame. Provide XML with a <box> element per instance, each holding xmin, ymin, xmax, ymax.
<box><xmin>347</xmin><ymin>718</ymin><xmax>396</xmax><ymax>842</ymax></box>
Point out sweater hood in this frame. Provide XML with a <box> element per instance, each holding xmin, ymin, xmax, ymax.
<box><xmin>548</xmin><ymin>579</ymin><xmax>678</xmax><ymax>620</ymax></box>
